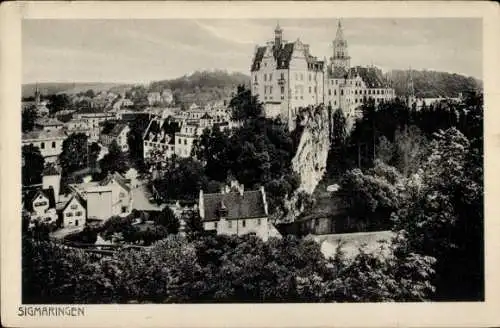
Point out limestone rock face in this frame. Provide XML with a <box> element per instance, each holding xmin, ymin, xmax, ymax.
<box><xmin>291</xmin><ymin>105</ymin><xmax>331</xmax><ymax>195</ymax></box>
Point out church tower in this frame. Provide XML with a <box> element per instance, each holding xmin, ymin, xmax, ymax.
<box><xmin>34</xmin><ymin>83</ymin><xmax>41</xmax><ymax>106</ymax></box>
<box><xmin>407</xmin><ymin>66</ymin><xmax>416</xmax><ymax>106</ymax></box>
<box><xmin>274</xmin><ymin>21</ymin><xmax>283</xmax><ymax>49</ymax></box>
<box><xmin>332</xmin><ymin>20</ymin><xmax>351</xmax><ymax>70</ymax></box>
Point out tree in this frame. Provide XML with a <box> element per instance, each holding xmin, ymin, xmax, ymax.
<box><xmin>229</xmin><ymin>85</ymin><xmax>263</xmax><ymax>121</ymax></box>
<box><xmin>99</xmin><ymin>140</ymin><xmax>128</xmax><ymax>176</ymax></box>
<box><xmin>375</xmin><ymin>136</ymin><xmax>394</xmax><ymax>164</ymax></box>
<box><xmin>59</xmin><ymin>133</ymin><xmax>89</xmax><ymax>176</ymax></box>
<box><xmin>392</xmin><ymin>125</ymin><xmax>428</xmax><ymax>176</ymax></box>
<box><xmin>88</xmin><ymin>142</ymin><xmax>101</xmax><ymax>170</ymax></box>
<box><xmin>332</xmin><ymin>108</ymin><xmax>347</xmax><ymax>147</ymax></box>
<box><xmin>22</xmin><ymin>145</ymin><xmax>45</xmax><ymax>186</ymax></box>
<box><xmin>151</xmin><ymin>157</ymin><xmax>207</xmax><ymax>201</ymax></box>
<box><xmin>84</xmin><ymin>89</ymin><xmax>95</xmax><ymax>98</ymax></box>
<box><xmin>156</xmin><ymin>206</ymin><xmax>180</xmax><ymax>234</ymax></box>
<box><xmin>391</xmin><ymin>128</ymin><xmax>483</xmax><ymax>300</ymax></box>
<box><xmin>47</xmin><ymin>94</ymin><xmax>72</xmax><ymax>114</ymax></box>
<box><xmin>22</xmin><ymin>105</ymin><xmax>37</xmax><ymax>132</ymax></box>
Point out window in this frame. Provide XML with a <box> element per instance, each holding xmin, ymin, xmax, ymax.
<box><xmin>184</xmin><ymin>139</ymin><xmax>187</xmax><ymax>145</ymax></box>
<box><xmin>214</xmin><ymin>222</ymin><xmax>218</xmax><ymax>229</ymax></box>
<box><xmin>340</xmin><ymin>90</ymin><xmax>344</xmax><ymax>96</ymax></box>
<box><xmin>269</xmin><ymin>73</ymin><xmax>273</xmax><ymax>81</ymax></box>
<box><xmin>66</xmin><ymin>212</ymin><xmax>73</xmax><ymax>217</ymax></box>
<box><xmin>270</xmin><ymin>86</ymin><xmax>273</xmax><ymax>94</ymax></box>
<box><xmin>52</xmin><ymin>141</ymin><xmax>56</xmax><ymax>148</ymax></box>
<box><xmin>328</xmin><ymin>89</ymin><xmax>331</xmax><ymax>96</ymax></box>
<box><xmin>264</xmin><ymin>74</ymin><xmax>267</xmax><ymax>82</ymax></box>
<box><xmin>254</xmin><ymin>75</ymin><xmax>257</xmax><ymax>82</ymax></box>
<box><xmin>40</xmin><ymin>142</ymin><xmax>45</xmax><ymax>149</ymax></box>
<box><xmin>242</xmin><ymin>220</ymin><xmax>246</xmax><ymax>228</ymax></box>
<box><xmin>228</xmin><ymin>221</ymin><xmax>232</xmax><ymax>229</ymax></box>
<box><xmin>334</xmin><ymin>90</ymin><xmax>337</xmax><ymax>96</ymax></box>
<box><xmin>76</xmin><ymin>211</ymin><xmax>82</xmax><ymax>216</ymax></box>
<box><xmin>281</xmin><ymin>86</ymin><xmax>284</xmax><ymax>94</ymax></box>
<box><xmin>122</xmin><ymin>206</ymin><xmax>127</xmax><ymax>213</ymax></box>
<box><xmin>75</xmin><ymin>220</ymin><xmax>79</xmax><ymax>226</ymax></box>
<box><xmin>34</xmin><ymin>201</ymin><xmax>48</xmax><ymax>207</ymax></box>
<box><xmin>300</xmin><ymin>73</ymin><xmax>304</xmax><ymax>80</ymax></box>
<box><xmin>257</xmin><ymin>218</ymin><xmax>261</xmax><ymax>225</ymax></box>
<box><xmin>119</xmin><ymin>192</ymin><xmax>125</xmax><ymax>198</ymax></box>
<box><xmin>264</xmin><ymin>86</ymin><xmax>267</xmax><ymax>94</ymax></box>
<box><xmin>314</xmin><ymin>86</ymin><xmax>317</xmax><ymax>93</ymax></box>
<box><xmin>280</xmin><ymin>72</ymin><xmax>284</xmax><ymax>80</ymax></box>
<box><xmin>309</xmin><ymin>74</ymin><xmax>311</xmax><ymax>81</ymax></box>
<box><xmin>70</xmin><ymin>204</ymin><xmax>78</xmax><ymax>210</ymax></box>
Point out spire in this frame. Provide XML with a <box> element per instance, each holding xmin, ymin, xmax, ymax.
<box><xmin>335</xmin><ymin>19</ymin><xmax>344</xmax><ymax>41</ymax></box>
<box><xmin>274</xmin><ymin>21</ymin><xmax>283</xmax><ymax>49</ymax></box>
<box><xmin>275</xmin><ymin>20</ymin><xmax>282</xmax><ymax>33</ymax></box>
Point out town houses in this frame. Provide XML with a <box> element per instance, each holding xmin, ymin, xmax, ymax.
<box><xmin>250</xmin><ymin>21</ymin><xmax>395</xmax><ymax>129</ymax></box>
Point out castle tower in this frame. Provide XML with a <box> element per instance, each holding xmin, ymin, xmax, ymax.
<box><xmin>274</xmin><ymin>21</ymin><xmax>283</xmax><ymax>49</ymax></box>
<box><xmin>332</xmin><ymin>20</ymin><xmax>351</xmax><ymax>70</ymax></box>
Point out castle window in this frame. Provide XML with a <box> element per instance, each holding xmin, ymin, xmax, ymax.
<box><xmin>269</xmin><ymin>73</ymin><xmax>273</xmax><ymax>81</ymax></box>
<box><xmin>52</xmin><ymin>141</ymin><xmax>56</xmax><ymax>148</ymax></box>
<box><xmin>309</xmin><ymin>74</ymin><xmax>311</xmax><ymax>81</ymax></box>
<box><xmin>40</xmin><ymin>142</ymin><xmax>45</xmax><ymax>149</ymax></box>
<box><xmin>334</xmin><ymin>90</ymin><xmax>337</xmax><ymax>96</ymax></box>
<box><xmin>254</xmin><ymin>75</ymin><xmax>257</xmax><ymax>82</ymax></box>
<box><xmin>280</xmin><ymin>72</ymin><xmax>284</xmax><ymax>80</ymax></box>
<box><xmin>242</xmin><ymin>220</ymin><xmax>246</xmax><ymax>228</ymax></box>
<box><xmin>314</xmin><ymin>86</ymin><xmax>317</xmax><ymax>93</ymax></box>
<box><xmin>300</xmin><ymin>73</ymin><xmax>304</xmax><ymax>81</ymax></box>
<box><xmin>334</xmin><ymin>101</ymin><xmax>337</xmax><ymax>106</ymax></box>
<box><xmin>340</xmin><ymin>90</ymin><xmax>344</xmax><ymax>96</ymax></box>
<box><xmin>264</xmin><ymin>74</ymin><xmax>267</xmax><ymax>82</ymax></box>
<box><xmin>328</xmin><ymin>89</ymin><xmax>331</xmax><ymax>96</ymax></box>
<box><xmin>270</xmin><ymin>86</ymin><xmax>273</xmax><ymax>94</ymax></box>
<box><xmin>281</xmin><ymin>86</ymin><xmax>285</xmax><ymax>94</ymax></box>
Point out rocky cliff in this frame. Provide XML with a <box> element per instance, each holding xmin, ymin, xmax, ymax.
<box><xmin>291</xmin><ymin>105</ymin><xmax>331</xmax><ymax>195</ymax></box>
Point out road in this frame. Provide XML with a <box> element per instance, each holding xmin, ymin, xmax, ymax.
<box><xmin>131</xmin><ymin>179</ymin><xmax>165</xmax><ymax>212</ymax></box>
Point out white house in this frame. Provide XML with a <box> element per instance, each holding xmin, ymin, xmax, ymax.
<box><xmin>61</xmin><ymin>193</ymin><xmax>87</xmax><ymax>228</ymax></box>
<box><xmin>199</xmin><ymin>181</ymin><xmax>280</xmax><ymax>241</ymax></box>
<box><xmin>24</xmin><ymin>188</ymin><xmax>58</xmax><ymax>227</ymax></box>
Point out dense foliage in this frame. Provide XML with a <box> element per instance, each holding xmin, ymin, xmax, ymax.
<box><xmin>149</xmin><ymin>70</ymin><xmax>250</xmax><ymax>108</ymax></box>
<box><xmin>389</xmin><ymin>69</ymin><xmax>481</xmax><ymax>98</ymax></box>
<box><xmin>335</xmin><ymin>92</ymin><xmax>483</xmax><ymax>300</ymax></box>
<box><xmin>99</xmin><ymin>140</ymin><xmax>129</xmax><ymax>177</ymax></box>
<box><xmin>23</xmin><ymin>233</ymin><xmax>434</xmax><ymax>304</ymax></box>
<box><xmin>22</xmin><ymin>144</ymin><xmax>45</xmax><ymax>186</ymax></box>
<box><xmin>21</xmin><ymin>105</ymin><xmax>37</xmax><ymax>133</ymax></box>
<box><xmin>59</xmin><ymin>133</ymin><xmax>90</xmax><ymax>176</ymax></box>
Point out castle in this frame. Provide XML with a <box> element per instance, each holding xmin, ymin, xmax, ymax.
<box><xmin>250</xmin><ymin>20</ymin><xmax>396</xmax><ymax>130</ymax></box>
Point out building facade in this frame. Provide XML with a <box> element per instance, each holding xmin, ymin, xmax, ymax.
<box><xmin>250</xmin><ymin>21</ymin><xmax>396</xmax><ymax>130</ymax></box>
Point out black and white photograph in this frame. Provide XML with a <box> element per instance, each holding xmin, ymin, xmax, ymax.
<box><xmin>2</xmin><ymin>1</ymin><xmax>499</xmax><ymax>327</ymax></box>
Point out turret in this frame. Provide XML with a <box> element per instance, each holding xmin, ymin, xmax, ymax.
<box><xmin>274</xmin><ymin>21</ymin><xmax>283</xmax><ymax>49</ymax></box>
<box><xmin>332</xmin><ymin>20</ymin><xmax>351</xmax><ymax>70</ymax></box>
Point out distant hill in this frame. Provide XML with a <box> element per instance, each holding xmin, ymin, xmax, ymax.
<box><xmin>388</xmin><ymin>69</ymin><xmax>482</xmax><ymax>98</ymax></box>
<box><xmin>22</xmin><ymin>82</ymin><xmax>132</xmax><ymax>98</ymax></box>
<box><xmin>148</xmin><ymin>70</ymin><xmax>250</xmax><ymax>107</ymax></box>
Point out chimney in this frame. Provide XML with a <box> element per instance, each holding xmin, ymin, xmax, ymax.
<box><xmin>238</xmin><ymin>184</ymin><xmax>244</xmax><ymax>196</ymax></box>
<box><xmin>198</xmin><ymin>190</ymin><xmax>204</xmax><ymax>219</ymax></box>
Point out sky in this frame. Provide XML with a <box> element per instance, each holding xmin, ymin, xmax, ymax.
<box><xmin>22</xmin><ymin>18</ymin><xmax>482</xmax><ymax>84</ymax></box>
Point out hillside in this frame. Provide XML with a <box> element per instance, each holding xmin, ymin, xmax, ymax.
<box><xmin>22</xmin><ymin>82</ymin><xmax>132</xmax><ymax>98</ymax></box>
<box><xmin>148</xmin><ymin>70</ymin><xmax>250</xmax><ymax>107</ymax></box>
<box><xmin>388</xmin><ymin>69</ymin><xmax>482</xmax><ymax>98</ymax></box>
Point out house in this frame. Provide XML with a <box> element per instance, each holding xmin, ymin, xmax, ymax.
<box><xmin>100</xmin><ymin>123</ymin><xmax>130</xmax><ymax>152</ymax></box>
<box><xmin>161</xmin><ymin>89</ymin><xmax>174</xmax><ymax>105</ymax></box>
<box><xmin>64</xmin><ymin>118</ymin><xmax>94</xmax><ymax>140</ymax></box>
<box><xmin>24</xmin><ymin>188</ymin><xmax>58</xmax><ymax>227</ymax></box>
<box><xmin>143</xmin><ymin>118</ymin><xmax>177</xmax><ymax>160</ymax></box>
<box><xmin>199</xmin><ymin>181</ymin><xmax>280</xmax><ymax>241</ymax></box>
<box><xmin>68</xmin><ymin>172</ymin><xmax>132</xmax><ymax>221</ymax></box>
<box><xmin>175</xmin><ymin>123</ymin><xmax>198</xmax><ymax>158</ymax></box>
<box><xmin>42</xmin><ymin>164</ymin><xmax>61</xmax><ymax>203</ymax></box>
<box><xmin>61</xmin><ymin>193</ymin><xmax>87</xmax><ymax>228</ymax></box>
<box><xmin>74</xmin><ymin>109</ymin><xmax>117</xmax><ymax>141</ymax></box>
<box><xmin>147</xmin><ymin>92</ymin><xmax>162</xmax><ymax>105</ymax></box>
<box><xmin>34</xmin><ymin>117</ymin><xmax>64</xmax><ymax>132</ymax></box>
<box><xmin>22</xmin><ymin>129</ymin><xmax>67</xmax><ymax>163</ymax></box>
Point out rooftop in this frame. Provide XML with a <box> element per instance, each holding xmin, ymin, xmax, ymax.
<box><xmin>202</xmin><ymin>190</ymin><xmax>266</xmax><ymax>221</ymax></box>
<box><xmin>22</xmin><ymin>128</ymin><xmax>67</xmax><ymax>141</ymax></box>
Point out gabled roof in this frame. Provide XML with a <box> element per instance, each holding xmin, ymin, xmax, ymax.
<box><xmin>24</xmin><ymin>188</ymin><xmax>56</xmax><ymax>212</ymax></box>
<box><xmin>252</xmin><ymin>41</ymin><xmax>324</xmax><ymax>72</ymax></box>
<box><xmin>61</xmin><ymin>192</ymin><xmax>87</xmax><ymax>213</ymax></box>
<box><xmin>99</xmin><ymin>172</ymin><xmax>130</xmax><ymax>192</ymax></box>
<box><xmin>106</xmin><ymin>123</ymin><xmax>128</xmax><ymax>137</ymax></box>
<box><xmin>22</xmin><ymin>128</ymin><xmax>67</xmax><ymax>141</ymax></box>
<box><xmin>202</xmin><ymin>190</ymin><xmax>266</xmax><ymax>221</ymax></box>
<box><xmin>35</xmin><ymin>117</ymin><xmax>64</xmax><ymax>127</ymax></box>
<box><xmin>328</xmin><ymin>66</ymin><xmax>349</xmax><ymax>79</ymax></box>
<box><xmin>348</xmin><ymin>66</ymin><xmax>389</xmax><ymax>88</ymax></box>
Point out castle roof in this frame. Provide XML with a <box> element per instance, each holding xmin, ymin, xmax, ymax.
<box><xmin>201</xmin><ymin>190</ymin><xmax>266</xmax><ymax>222</ymax></box>
<box><xmin>252</xmin><ymin>42</ymin><xmax>324</xmax><ymax>72</ymax></box>
<box><xmin>349</xmin><ymin>66</ymin><xmax>389</xmax><ymax>88</ymax></box>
